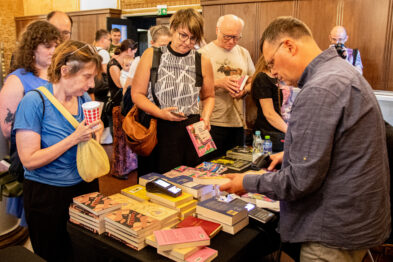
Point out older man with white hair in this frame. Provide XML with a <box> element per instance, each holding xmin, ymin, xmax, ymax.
<box><xmin>329</xmin><ymin>25</ymin><xmax>363</xmax><ymax>74</ymax></box>
<box><xmin>199</xmin><ymin>14</ymin><xmax>255</xmax><ymax>158</ymax></box>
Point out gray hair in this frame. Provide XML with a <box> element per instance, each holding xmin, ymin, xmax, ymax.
<box><xmin>260</xmin><ymin>16</ymin><xmax>312</xmax><ymax>51</ymax></box>
<box><xmin>216</xmin><ymin>14</ymin><xmax>245</xmax><ymax>28</ymax></box>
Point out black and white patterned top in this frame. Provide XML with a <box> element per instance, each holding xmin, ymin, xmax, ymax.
<box><xmin>147</xmin><ymin>45</ymin><xmax>201</xmax><ymax>116</ymax></box>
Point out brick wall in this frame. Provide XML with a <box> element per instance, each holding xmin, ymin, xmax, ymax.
<box><xmin>0</xmin><ymin>0</ymin><xmax>24</xmax><ymax>77</ymax></box>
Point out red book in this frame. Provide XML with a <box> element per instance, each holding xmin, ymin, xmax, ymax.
<box><xmin>176</xmin><ymin>216</ymin><xmax>222</xmax><ymax>238</ymax></box>
<box><xmin>237</xmin><ymin>75</ymin><xmax>249</xmax><ymax>91</ymax></box>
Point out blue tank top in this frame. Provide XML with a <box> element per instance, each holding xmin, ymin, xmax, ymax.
<box><xmin>8</xmin><ymin>68</ymin><xmax>48</xmax><ymax>93</ymax></box>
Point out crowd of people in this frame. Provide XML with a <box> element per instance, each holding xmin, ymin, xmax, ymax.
<box><xmin>0</xmin><ymin>7</ymin><xmax>389</xmax><ymax>262</ymax></box>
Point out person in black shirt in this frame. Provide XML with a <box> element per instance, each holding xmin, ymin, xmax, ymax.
<box><xmin>251</xmin><ymin>55</ymin><xmax>287</xmax><ymax>151</ymax></box>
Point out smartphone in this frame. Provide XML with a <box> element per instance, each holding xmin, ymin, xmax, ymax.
<box><xmin>171</xmin><ymin>111</ymin><xmax>188</xmax><ymax>119</ymax></box>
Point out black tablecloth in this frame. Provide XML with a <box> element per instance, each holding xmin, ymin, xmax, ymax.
<box><xmin>67</xmin><ymin>218</ymin><xmax>280</xmax><ymax>262</ymax></box>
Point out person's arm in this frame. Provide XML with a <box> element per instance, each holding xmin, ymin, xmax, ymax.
<box><xmin>199</xmin><ymin>55</ymin><xmax>215</xmax><ymax>130</ymax></box>
<box><xmin>16</xmin><ymin>120</ymin><xmax>97</xmax><ymax>170</ymax></box>
<box><xmin>260</xmin><ymin>98</ymin><xmax>288</xmax><ymax>133</ymax></box>
<box><xmin>109</xmin><ymin>62</ymin><xmax>122</xmax><ymax>89</ymax></box>
<box><xmin>0</xmin><ymin>75</ymin><xmax>24</xmax><ymax>139</ymax></box>
<box><xmin>131</xmin><ymin>48</ymin><xmax>186</xmax><ymax>121</ymax></box>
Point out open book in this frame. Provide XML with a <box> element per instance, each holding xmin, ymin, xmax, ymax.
<box><xmin>237</xmin><ymin>75</ymin><xmax>249</xmax><ymax>91</ymax></box>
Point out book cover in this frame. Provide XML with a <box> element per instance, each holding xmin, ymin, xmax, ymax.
<box><xmin>121</xmin><ymin>184</ymin><xmax>149</xmax><ymax>202</ymax></box>
<box><xmin>196</xmin><ymin>197</ymin><xmax>248</xmax><ymax>225</ymax></box>
<box><xmin>185</xmin><ymin>247</ymin><xmax>218</xmax><ymax>262</ymax></box>
<box><xmin>138</xmin><ymin>172</ymin><xmax>167</xmax><ymax>186</ymax></box>
<box><xmin>226</xmin><ymin>146</ymin><xmax>253</xmax><ymax>161</ymax></box>
<box><xmin>108</xmin><ymin>193</ymin><xmax>141</xmax><ymax>206</ymax></box>
<box><xmin>186</xmin><ymin>121</ymin><xmax>216</xmax><ymax>157</ymax></box>
<box><xmin>104</xmin><ymin>208</ymin><xmax>159</xmax><ymax>235</ymax></box>
<box><xmin>167</xmin><ymin>175</ymin><xmax>214</xmax><ymax>198</ymax></box>
<box><xmin>241</xmin><ymin>192</ymin><xmax>280</xmax><ymax>212</ymax></box>
<box><xmin>69</xmin><ymin>203</ymin><xmax>101</xmax><ymax>221</ymax></box>
<box><xmin>237</xmin><ymin>75</ymin><xmax>249</xmax><ymax>91</ymax></box>
<box><xmin>176</xmin><ymin>216</ymin><xmax>222</xmax><ymax>238</ymax></box>
<box><xmin>73</xmin><ymin>192</ymin><xmax>121</xmax><ymax>215</ymax></box>
<box><xmin>195</xmin><ymin>162</ymin><xmax>228</xmax><ymax>174</ymax></box>
<box><xmin>145</xmin><ymin>234</ymin><xmax>199</xmax><ymax>260</ymax></box>
<box><xmin>171</xmin><ymin>166</ymin><xmax>230</xmax><ymax>185</ymax></box>
<box><xmin>154</xmin><ymin>226</ymin><xmax>210</xmax><ymax>251</ymax></box>
<box><xmin>146</xmin><ymin>191</ymin><xmax>193</xmax><ymax>207</ymax></box>
<box><xmin>211</xmin><ymin>156</ymin><xmax>251</xmax><ymax>172</ymax></box>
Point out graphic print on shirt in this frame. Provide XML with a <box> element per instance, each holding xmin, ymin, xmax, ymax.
<box><xmin>216</xmin><ymin>59</ymin><xmax>243</xmax><ymax>76</ymax></box>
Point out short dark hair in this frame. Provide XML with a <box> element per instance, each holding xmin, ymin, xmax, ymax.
<box><xmin>95</xmin><ymin>29</ymin><xmax>109</xmax><ymax>41</ymax></box>
<box><xmin>120</xmin><ymin>39</ymin><xmax>138</xmax><ymax>52</ymax></box>
<box><xmin>46</xmin><ymin>11</ymin><xmax>73</xmax><ymax>27</ymax></box>
<box><xmin>111</xmin><ymin>28</ymin><xmax>121</xmax><ymax>34</ymax></box>
<box><xmin>260</xmin><ymin>16</ymin><xmax>312</xmax><ymax>52</ymax></box>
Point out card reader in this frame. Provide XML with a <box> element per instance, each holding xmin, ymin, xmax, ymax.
<box><xmin>146</xmin><ymin>178</ymin><xmax>182</xmax><ymax>198</ymax></box>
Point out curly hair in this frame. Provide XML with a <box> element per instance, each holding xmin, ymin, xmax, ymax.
<box><xmin>48</xmin><ymin>40</ymin><xmax>102</xmax><ymax>83</ymax></box>
<box><xmin>9</xmin><ymin>20</ymin><xmax>60</xmax><ymax>76</ymax></box>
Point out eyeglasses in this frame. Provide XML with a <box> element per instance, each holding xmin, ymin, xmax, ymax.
<box><xmin>266</xmin><ymin>42</ymin><xmax>284</xmax><ymax>70</ymax></box>
<box><xmin>177</xmin><ymin>31</ymin><xmax>197</xmax><ymax>44</ymax></box>
<box><xmin>219</xmin><ymin>29</ymin><xmax>242</xmax><ymax>42</ymax></box>
<box><xmin>61</xmin><ymin>30</ymin><xmax>71</xmax><ymax>38</ymax></box>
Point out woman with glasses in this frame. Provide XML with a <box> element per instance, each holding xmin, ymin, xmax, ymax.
<box><xmin>13</xmin><ymin>40</ymin><xmax>102</xmax><ymax>261</ymax></box>
<box><xmin>107</xmin><ymin>39</ymin><xmax>138</xmax><ymax>179</ymax></box>
<box><xmin>132</xmin><ymin>8</ymin><xmax>215</xmax><ymax>176</ymax></box>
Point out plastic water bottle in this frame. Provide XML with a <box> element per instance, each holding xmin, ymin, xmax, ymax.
<box><xmin>252</xmin><ymin>131</ymin><xmax>264</xmax><ymax>161</ymax></box>
<box><xmin>263</xmin><ymin>135</ymin><xmax>273</xmax><ymax>155</ymax></box>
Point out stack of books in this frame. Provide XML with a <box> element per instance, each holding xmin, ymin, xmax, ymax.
<box><xmin>146</xmin><ymin>191</ymin><xmax>197</xmax><ymax>220</ymax></box>
<box><xmin>69</xmin><ymin>192</ymin><xmax>122</xmax><ymax>234</ymax></box>
<box><xmin>109</xmin><ymin>193</ymin><xmax>180</xmax><ymax>228</ymax></box>
<box><xmin>196</xmin><ymin>197</ymin><xmax>249</xmax><ymax>235</ymax></box>
<box><xmin>167</xmin><ymin>175</ymin><xmax>215</xmax><ymax>200</ymax></box>
<box><xmin>121</xmin><ymin>184</ymin><xmax>149</xmax><ymax>202</ymax></box>
<box><xmin>226</xmin><ymin>146</ymin><xmax>253</xmax><ymax>162</ymax></box>
<box><xmin>239</xmin><ymin>192</ymin><xmax>280</xmax><ymax>212</ymax></box>
<box><xmin>154</xmin><ymin>226</ymin><xmax>217</xmax><ymax>261</ymax></box>
<box><xmin>104</xmin><ymin>208</ymin><xmax>160</xmax><ymax>251</ymax></box>
<box><xmin>211</xmin><ymin>156</ymin><xmax>251</xmax><ymax>172</ymax></box>
<box><xmin>166</xmin><ymin>166</ymin><xmax>230</xmax><ymax>187</ymax></box>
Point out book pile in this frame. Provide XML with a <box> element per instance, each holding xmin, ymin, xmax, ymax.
<box><xmin>69</xmin><ymin>192</ymin><xmax>122</xmax><ymax>234</ymax></box>
<box><xmin>239</xmin><ymin>192</ymin><xmax>280</xmax><ymax>212</ymax></box>
<box><xmin>108</xmin><ymin>193</ymin><xmax>180</xmax><ymax>228</ymax></box>
<box><xmin>104</xmin><ymin>208</ymin><xmax>160</xmax><ymax>251</ymax></box>
<box><xmin>196</xmin><ymin>197</ymin><xmax>249</xmax><ymax>235</ymax></box>
<box><xmin>226</xmin><ymin>146</ymin><xmax>253</xmax><ymax>162</ymax></box>
<box><xmin>211</xmin><ymin>156</ymin><xmax>251</xmax><ymax>172</ymax></box>
<box><xmin>146</xmin><ymin>190</ymin><xmax>197</xmax><ymax>220</ymax></box>
<box><xmin>153</xmin><ymin>226</ymin><xmax>217</xmax><ymax>262</ymax></box>
<box><xmin>166</xmin><ymin>166</ymin><xmax>230</xmax><ymax>187</ymax></box>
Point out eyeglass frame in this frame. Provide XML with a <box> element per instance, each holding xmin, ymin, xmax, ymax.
<box><xmin>60</xmin><ymin>30</ymin><xmax>72</xmax><ymax>38</ymax></box>
<box><xmin>218</xmin><ymin>28</ymin><xmax>242</xmax><ymax>42</ymax></box>
<box><xmin>266</xmin><ymin>41</ymin><xmax>284</xmax><ymax>71</ymax></box>
<box><xmin>177</xmin><ymin>30</ymin><xmax>197</xmax><ymax>44</ymax></box>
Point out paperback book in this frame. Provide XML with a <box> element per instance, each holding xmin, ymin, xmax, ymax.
<box><xmin>121</xmin><ymin>184</ymin><xmax>149</xmax><ymax>202</ymax></box>
<box><xmin>211</xmin><ymin>156</ymin><xmax>251</xmax><ymax>172</ymax></box>
<box><xmin>73</xmin><ymin>192</ymin><xmax>121</xmax><ymax>216</ymax></box>
<box><xmin>186</xmin><ymin>121</ymin><xmax>216</xmax><ymax>157</ymax></box>
<box><xmin>226</xmin><ymin>146</ymin><xmax>253</xmax><ymax>162</ymax></box>
<box><xmin>176</xmin><ymin>216</ymin><xmax>222</xmax><ymax>238</ymax></box>
<box><xmin>154</xmin><ymin>226</ymin><xmax>210</xmax><ymax>251</ymax></box>
<box><xmin>237</xmin><ymin>75</ymin><xmax>249</xmax><ymax>91</ymax></box>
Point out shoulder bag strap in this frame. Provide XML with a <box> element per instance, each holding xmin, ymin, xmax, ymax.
<box><xmin>352</xmin><ymin>49</ymin><xmax>358</xmax><ymax>66</ymax></box>
<box><xmin>195</xmin><ymin>51</ymin><xmax>203</xmax><ymax>87</ymax></box>
<box><xmin>37</xmin><ymin>86</ymin><xmax>79</xmax><ymax>129</ymax></box>
<box><xmin>150</xmin><ymin>47</ymin><xmax>162</xmax><ymax>107</ymax></box>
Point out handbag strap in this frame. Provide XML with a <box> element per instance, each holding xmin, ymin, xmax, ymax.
<box><xmin>37</xmin><ymin>86</ymin><xmax>79</xmax><ymax>129</ymax></box>
<box><xmin>150</xmin><ymin>47</ymin><xmax>162</xmax><ymax>107</ymax></box>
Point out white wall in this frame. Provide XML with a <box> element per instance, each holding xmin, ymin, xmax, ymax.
<box><xmin>80</xmin><ymin>0</ymin><xmax>117</xmax><ymax>10</ymax></box>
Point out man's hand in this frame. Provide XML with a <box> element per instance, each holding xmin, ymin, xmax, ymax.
<box><xmin>217</xmin><ymin>76</ymin><xmax>240</xmax><ymax>95</ymax></box>
<box><xmin>219</xmin><ymin>173</ymin><xmax>247</xmax><ymax>195</ymax></box>
<box><xmin>268</xmin><ymin>151</ymin><xmax>284</xmax><ymax>171</ymax></box>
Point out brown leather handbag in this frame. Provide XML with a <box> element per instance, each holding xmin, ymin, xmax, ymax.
<box><xmin>122</xmin><ymin>106</ymin><xmax>157</xmax><ymax>156</ymax></box>
<box><xmin>122</xmin><ymin>47</ymin><xmax>162</xmax><ymax>156</ymax></box>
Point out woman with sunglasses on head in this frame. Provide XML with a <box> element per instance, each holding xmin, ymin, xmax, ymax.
<box><xmin>107</xmin><ymin>39</ymin><xmax>138</xmax><ymax>179</ymax></box>
<box><xmin>132</xmin><ymin>8</ymin><xmax>215</xmax><ymax>176</ymax></box>
<box><xmin>13</xmin><ymin>40</ymin><xmax>102</xmax><ymax>262</ymax></box>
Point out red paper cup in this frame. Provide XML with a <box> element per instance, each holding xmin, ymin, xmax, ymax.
<box><xmin>82</xmin><ymin>101</ymin><xmax>100</xmax><ymax>126</ymax></box>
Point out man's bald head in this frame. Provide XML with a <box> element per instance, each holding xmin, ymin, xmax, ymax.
<box><xmin>47</xmin><ymin>11</ymin><xmax>72</xmax><ymax>42</ymax></box>
<box><xmin>215</xmin><ymin>14</ymin><xmax>244</xmax><ymax>51</ymax></box>
<box><xmin>329</xmin><ymin>26</ymin><xmax>348</xmax><ymax>45</ymax></box>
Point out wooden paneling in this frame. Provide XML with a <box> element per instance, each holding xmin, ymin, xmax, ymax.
<box><xmin>387</xmin><ymin>0</ymin><xmax>393</xmax><ymax>90</ymax></box>
<box><xmin>121</xmin><ymin>0</ymin><xmax>199</xmax><ymax>10</ymax></box>
<box><xmin>202</xmin><ymin>5</ymin><xmax>221</xmax><ymax>43</ymax></box>
<box><xmin>342</xmin><ymin>0</ymin><xmax>390</xmax><ymax>90</ymax></box>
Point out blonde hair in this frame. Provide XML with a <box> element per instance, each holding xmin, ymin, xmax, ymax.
<box><xmin>169</xmin><ymin>8</ymin><xmax>204</xmax><ymax>45</ymax></box>
<box><xmin>149</xmin><ymin>25</ymin><xmax>171</xmax><ymax>43</ymax></box>
<box><xmin>48</xmin><ymin>40</ymin><xmax>102</xmax><ymax>83</ymax></box>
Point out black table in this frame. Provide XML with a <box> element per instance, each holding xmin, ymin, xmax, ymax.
<box><xmin>67</xmin><ymin>219</ymin><xmax>280</xmax><ymax>262</ymax></box>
